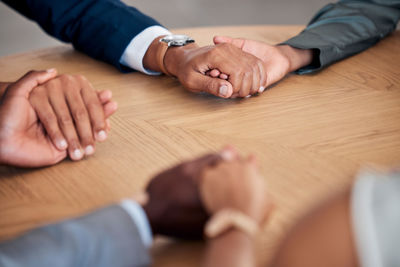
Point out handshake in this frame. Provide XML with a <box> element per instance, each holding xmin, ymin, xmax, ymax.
<box><xmin>143</xmin><ymin>35</ymin><xmax>313</xmax><ymax>98</ymax></box>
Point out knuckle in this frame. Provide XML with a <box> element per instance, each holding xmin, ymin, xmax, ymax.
<box><xmin>42</xmin><ymin>113</ymin><xmax>57</xmax><ymax>126</ymax></box>
<box><xmin>59</xmin><ymin>74</ymin><xmax>76</xmax><ymax>87</ymax></box>
<box><xmin>74</xmin><ymin>74</ymin><xmax>86</xmax><ymax>81</ymax></box>
<box><xmin>59</xmin><ymin>114</ymin><xmax>73</xmax><ymax>126</ymax></box>
<box><xmin>73</xmin><ymin>108</ymin><xmax>88</xmax><ymax>120</ymax></box>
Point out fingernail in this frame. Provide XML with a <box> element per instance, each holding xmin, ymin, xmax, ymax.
<box><xmin>85</xmin><ymin>145</ymin><xmax>95</xmax><ymax>156</ymax></box>
<box><xmin>97</xmin><ymin>130</ymin><xmax>107</xmax><ymax>141</ymax></box>
<box><xmin>245</xmin><ymin>95</ymin><xmax>251</xmax><ymax>98</ymax></box>
<box><xmin>219</xmin><ymin>85</ymin><xmax>229</xmax><ymax>97</ymax></box>
<box><xmin>221</xmin><ymin>149</ymin><xmax>234</xmax><ymax>161</ymax></box>
<box><xmin>57</xmin><ymin>139</ymin><xmax>67</xmax><ymax>149</ymax></box>
<box><xmin>46</xmin><ymin>68</ymin><xmax>56</xmax><ymax>73</ymax></box>
<box><xmin>73</xmin><ymin>149</ymin><xmax>83</xmax><ymax>160</ymax></box>
<box><xmin>258</xmin><ymin>86</ymin><xmax>265</xmax><ymax>93</ymax></box>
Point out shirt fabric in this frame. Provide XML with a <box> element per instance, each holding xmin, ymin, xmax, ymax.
<box><xmin>351</xmin><ymin>169</ymin><xmax>400</xmax><ymax>267</ymax></box>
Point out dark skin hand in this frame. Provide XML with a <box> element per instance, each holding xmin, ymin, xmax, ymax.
<box><xmin>143</xmin><ymin>37</ymin><xmax>267</xmax><ymax>98</ymax></box>
<box><xmin>0</xmin><ymin>70</ymin><xmax>117</xmax><ymax>167</ymax></box>
<box><xmin>141</xmin><ymin>153</ymin><xmax>223</xmax><ymax>239</ymax></box>
<box><xmin>29</xmin><ymin>74</ymin><xmax>117</xmax><ymax>161</ymax></box>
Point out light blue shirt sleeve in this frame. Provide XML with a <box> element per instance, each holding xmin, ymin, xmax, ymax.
<box><xmin>119</xmin><ymin>199</ymin><xmax>153</xmax><ymax>248</ymax></box>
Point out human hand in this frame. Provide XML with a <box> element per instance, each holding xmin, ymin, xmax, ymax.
<box><xmin>29</xmin><ymin>73</ymin><xmax>118</xmax><ymax>161</ymax></box>
<box><xmin>200</xmin><ymin>148</ymin><xmax>272</xmax><ymax>224</ymax></box>
<box><xmin>212</xmin><ymin>36</ymin><xmax>313</xmax><ymax>92</ymax></box>
<box><xmin>140</xmin><ymin>152</ymin><xmax>224</xmax><ymax>239</ymax></box>
<box><xmin>0</xmin><ymin>69</ymin><xmax>68</xmax><ymax>167</ymax></box>
<box><xmin>143</xmin><ymin>37</ymin><xmax>267</xmax><ymax>98</ymax></box>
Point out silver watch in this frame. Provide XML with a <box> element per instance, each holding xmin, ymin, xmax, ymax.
<box><xmin>160</xmin><ymin>35</ymin><xmax>195</xmax><ymax>47</ymax></box>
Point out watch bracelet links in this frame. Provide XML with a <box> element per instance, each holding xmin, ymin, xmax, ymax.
<box><xmin>205</xmin><ymin>208</ymin><xmax>259</xmax><ymax>238</ymax></box>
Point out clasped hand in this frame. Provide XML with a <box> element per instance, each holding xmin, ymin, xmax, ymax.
<box><xmin>0</xmin><ymin>69</ymin><xmax>117</xmax><ymax>167</ymax></box>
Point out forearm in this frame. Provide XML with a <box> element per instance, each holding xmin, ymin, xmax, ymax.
<box><xmin>283</xmin><ymin>0</ymin><xmax>400</xmax><ymax>73</ymax></box>
<box><xmin>203</xmin><ymin>230</ymin><xmax>255</xmax><ymax>267</ymax></box>
<box><xmin>270</xmin><ymin>190</ymin><xmax>358</xmax><ymax>267</ymax></box>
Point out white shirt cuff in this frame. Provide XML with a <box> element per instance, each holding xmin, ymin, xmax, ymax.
<box><xmin>119</xmin><ymin>25</ymin><xmax>172</xmax><ymax>75</ymax></box>
<box><xmin>119</xmin><ymin>199</ymin><xmax>153</xmax><ymax>248</ymax></box>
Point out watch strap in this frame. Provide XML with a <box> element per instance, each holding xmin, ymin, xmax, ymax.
<box><xmin>205</xmin><ymin>209</ymin><xmax>259</xmax><ymax>238</ymax></box>
<box><xmin>156</xmin><ymin>39</ymin><xmax>173</xmax><ymax>76</ymax></box>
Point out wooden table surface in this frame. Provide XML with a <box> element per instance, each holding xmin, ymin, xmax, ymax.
<box><xmin>0</xmin><ymin>25</ymin><xmax>399</xmax><ymax>266</ymax></box>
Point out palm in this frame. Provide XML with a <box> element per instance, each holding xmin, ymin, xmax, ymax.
<box><xmin>1</xmin><ymin>96</ymin><xmax>66</xmax><ymax>167</ymax></box>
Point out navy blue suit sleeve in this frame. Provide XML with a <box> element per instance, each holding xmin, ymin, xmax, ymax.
<box><xmin>2</xmin><ymin>0</ymin><xmax>163</xmax><ymax>71</ymax></box>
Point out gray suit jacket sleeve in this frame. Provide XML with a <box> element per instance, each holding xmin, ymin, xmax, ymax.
<box><xmin>0</xmin><ymin>205</ymin><xmax>150</xmax><ymax>267</ymax></box>
<box><xmin>282</xmin><ymin>0</ymin><xmax>400</xmax><ymax>74</ymax></box>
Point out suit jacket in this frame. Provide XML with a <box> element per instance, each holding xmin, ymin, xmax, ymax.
<box><xmin>1</xmin><ymin>0</ymin><xmax>161</xmax><ymax>71</ymax></box>
<box><xmin>283</xmin><ymin>0</ymin><xmax>400</xmax><ymax>73</ymax></box>
<box><xmin>0</xmin><ymin>205</ymin><xmax>150</xmax><ymax>267</ymax></box>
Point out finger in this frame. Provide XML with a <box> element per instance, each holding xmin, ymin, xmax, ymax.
<box><xmin>238</xmin><ymin>70</ymin><xmax>252</xmax><ymax>98</ymax></box>
<box><xmin>190</xmin><ymin>153</ymin><xmax>224</xmax><ymax>183</ymax></box>
<box><xmin>103</xmin><ymin>101</ymin><xmax>118</xmax><ymax>118</ymax></box>
<box><xmin>230</xmin><ymin>93</ymin><xmax>239</xmax><ymax>99</ymax></box>
<box><xmin>209</xmin><ymin>69</ymin><xmax>221</xmax><ymax>78</ymax></box>
<box><xmin>220</xmin><ymin>145</ymin><xmax>240</xmax><ymax>161</ymax></box>
<box><xmin>97</xmin><ymin>90</ymin><xmax>112</xmax><ymax>104</ymax></box>
<box><xmin>219</xmin><ymin>73</ymin><xmax>229</xmax><ymax>80</ymax></box>
<box><xmin>250</xmin><ymin>63</ymin><xmax>261</xmax><ymax>96</ymax></box>
<box><xmin>247</xmin><ymin>154</ymin><xmax>259</xmax><ymax>168</ymax></box>
<box><xmin>79</xmin><ymin>77</ymin><xmax>108</xmax><ymax>142</ymax></box>
<box><xmin>187</xmin><ymin>72</ymin><xmax>233</xmax><ymax>98</ymax></box>
<box><xmin>213</xmin><ymin>36</ymin><xmax>246</xmax><ymax>50</ymax></box>
<box><xmin>64</xmin><ymin>82</ymin><xmax>95</xmax><ymax>157</ymax></box>
<box><xmin>258</xmin><ymin>62</ymin><xmax>267</xmax><ymax>93</ymax></box>
<box><xmin>213</xmin><ymin>36</ymin><xmax>234</xmax><ymax>45</ymax></box>
<box><xmin>105</xmin><ymin>118</ymin><xmax>111</xmax><ymax>132</ymax></box>
<box><xmin>29</xmin><ymin>89</ymin><xmax>68</xmax><ymax>151</ymax></box>
<box><xmin>46</xmin><ymin>80</ymin><xmax>85</xmax><ymax>160</ymax></box>
<box><xmin>7</xmin><ymin>69</ymin><xmax>57</xmax><ymax>98</ymax></box>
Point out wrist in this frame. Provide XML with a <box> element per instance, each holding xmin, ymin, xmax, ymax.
<box><xmin>141</xmin><ymin>201</ymin><xmax>159</xmax><ymax>236</ymax></box>
<box><xmin>163</xmin><ymin>43</ymin><xmax>198</xmax><ymax>77</ymax></box>
<box><xmin>276</xmin><ymin>45</ymin><xmax>313</xmax><ymax>72</ymax></box>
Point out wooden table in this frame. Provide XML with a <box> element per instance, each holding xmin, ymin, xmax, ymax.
<box><xmin>0</xmin><ymin>25</ymin><xmax>399</xmax><ymax>266</ymax></box>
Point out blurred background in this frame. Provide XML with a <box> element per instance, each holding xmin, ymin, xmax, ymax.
<box><xmin>0</xmin><ymin>0</ymin><xmax>331</xmax><ymax>56</ymax></box>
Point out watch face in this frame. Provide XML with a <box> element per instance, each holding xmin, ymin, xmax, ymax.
<box><xmin>161</xmin><ymin>35</ymin><xmax>195</xmax><ymax>47</ymax></box>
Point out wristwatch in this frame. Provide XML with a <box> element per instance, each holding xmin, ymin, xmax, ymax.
<box><xmin>156</xmin><ymin>34</ymin><xmax>195</xmax><ymax>76</ymax></box>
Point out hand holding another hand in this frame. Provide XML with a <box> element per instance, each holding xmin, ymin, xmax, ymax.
<box><xmin>0</xmin><ymin>70</ymin><xmax>117</xmax><ymax>167</ymax></box>
<box><xmin>29</xmin><ymin>73</ymin><xmax>117</xmax><ymax>161</ymax></box>
<box><xmin>141</xmin><ymin>152</ymin><xmax>223</xmax><ymax>239</ymax></box>
<box><xmin>200</xmin><ymin>148</ymin><xmax>273</xmax><ymax>225</ymax></box>
<box><xmin>211</xmin><ymin>36</ymin><xmax>314</xmax><ymax>93</ymax></box>
<box><xmin>164</xmin><ymin>43</ymin><xmax>267</xmax><ymax>98</ymax></box>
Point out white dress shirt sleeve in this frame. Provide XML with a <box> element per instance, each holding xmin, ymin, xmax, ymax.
<box><xmin>119</xmin><ymin>199</ymin><xmax>153</xmax><ymax>248</ymax></box>
<box><xmin>119</xmin><ymin>25</ymin><xmax>172</xmax><ymax>75</ymax></box>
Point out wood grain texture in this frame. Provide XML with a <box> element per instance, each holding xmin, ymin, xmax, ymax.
<box><xmin>0</xmin><ymin>25</ymin><xmax>399</xmax><ymax>266</ymax></box>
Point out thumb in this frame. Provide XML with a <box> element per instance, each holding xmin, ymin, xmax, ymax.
<box><xmin>7</xmin><ymin>69</ymin><xmax>57</xmax><ymax>98</ymax></box>
<box><xmin>213</xmin><ymin>36</ymin><xmax>233</xmax><ymax>45</ymax></box>
<box><xmin>214</xmin><ymin>36</ymin><xmax>245</xmax><ymax>50</ymax></box>
<box><xmin>189</xmin><ymin>73</ymin><xmax>233</xmax><ymax>98</ymax></box>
